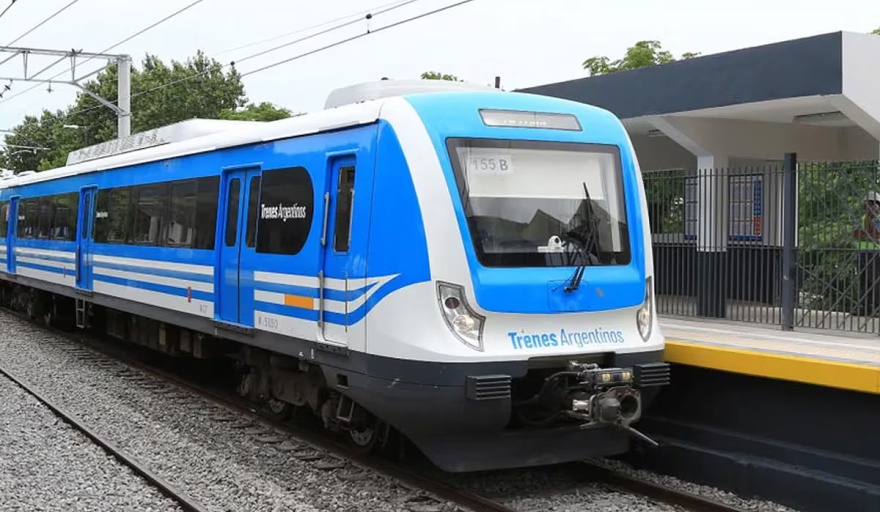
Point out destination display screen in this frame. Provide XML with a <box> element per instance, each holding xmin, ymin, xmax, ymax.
<box><xmin>479</xmin><ymin>109</ymin><xmax>582</xmax><ymax>131</ymax></box>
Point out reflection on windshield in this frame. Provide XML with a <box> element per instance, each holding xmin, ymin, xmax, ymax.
<box><xmin>448</xmin><ymin>138</ymin><xmax>630</xmax><ymax>268</ymax></box>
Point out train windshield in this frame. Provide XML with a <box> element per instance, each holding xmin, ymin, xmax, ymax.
<box><xmin>446</xmin><ymin>138</ymin><xmax>630</xmax><ymax>268</ymax></box>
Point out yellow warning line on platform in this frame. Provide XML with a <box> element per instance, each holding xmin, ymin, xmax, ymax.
<box><xmin>664</xmin><ymin>340</ymin><xmax>880</xmax><ymax>395</ymax></box>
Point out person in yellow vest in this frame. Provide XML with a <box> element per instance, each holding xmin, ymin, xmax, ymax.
<box><xmin>855</xmin><ymin>192</ymin><xmax>880</xmax><ymax>316</ymax></box>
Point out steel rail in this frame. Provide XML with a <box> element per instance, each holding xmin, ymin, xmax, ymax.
<box><xmin>577</xmin><ymin>461</ymin><xmax>752</xmax><ymax>512</ymax></box>
<box><xmin>0</xmin><ymin>306</ymin><xmax>514</xmax><ymax>512</ymax></box>
<box><xmin>0</xmin><ymin>305</ymin><xmax>750</xmax><ymax>512</ymax></box>
<box><xmin>0</xmin><ymin>360</ymin><xmax>211</xmax><ymax>512</ymax></box>
<box><xmin>95</xmin><ymin>342</ymin><xmax>517</xmax><ymax>512</ymax></box>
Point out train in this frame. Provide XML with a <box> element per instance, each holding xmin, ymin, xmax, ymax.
<box><xmin>0</xmin><ymin>79</ymin><xmax>670</xmax><ymax>472</ymax></box>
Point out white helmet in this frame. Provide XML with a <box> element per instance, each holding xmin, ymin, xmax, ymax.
<box><xmin>865</xmin><ymin>192</ymin><xmax>880</xmax><ymax>203</ymax></box>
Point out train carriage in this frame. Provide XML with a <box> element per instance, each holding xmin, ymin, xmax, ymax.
<box><xmin>0</xmin><ymin>80</ymin><xmax>670</xmax><ymax>472</ymax></box>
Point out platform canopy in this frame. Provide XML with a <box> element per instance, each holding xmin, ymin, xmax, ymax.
<box><xmin>518</xmin><ymin>31</ymin><xmax>880</xmax><ymax>168</ymax></box>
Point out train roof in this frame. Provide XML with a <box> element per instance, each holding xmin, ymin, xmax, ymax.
<box><xmin>0</xmin><ymin>79</ymin><xmax>610</xmax><ymax>191</ymax></box>
<box><xmin>0</xmin><ymin>98</ymin><xmax>388</xmax><ymax>191</ymax></box>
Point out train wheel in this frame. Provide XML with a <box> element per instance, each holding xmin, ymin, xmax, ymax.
<box><xmin>347</xmin><ymin>424</ymin><xmax>378</xmax><ymax>453</ymax></box>
<box><xmin>346</xmin><ymin>414</ymin><xmax>386</xmax><ymax>454</ymax></box>
<box><xmin>267</xmin><ymin>398</ymin><xmax>292</xmax><ymax>419</ymax></box>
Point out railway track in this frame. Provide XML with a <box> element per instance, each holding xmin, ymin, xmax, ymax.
<box><xmin>2</xmin><ymin>307</ymin><xmax>751</xmax><ymax>512</ymax></box>
<box><xmin>0</xmin><ymin>359</ymin><xmax>211</xmax><ymax>512</ymax></box>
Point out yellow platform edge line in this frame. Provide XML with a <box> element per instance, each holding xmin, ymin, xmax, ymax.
<box><xmin>665</xmin><ymin>340</ymin><xmax>880</xmax><ymax>395</ymax></box>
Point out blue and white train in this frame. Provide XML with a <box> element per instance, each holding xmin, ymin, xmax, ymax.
<box><xmin>0</xmin><ymin>80</ymin><xmax>670</xmax><ymax>472</ymax></box>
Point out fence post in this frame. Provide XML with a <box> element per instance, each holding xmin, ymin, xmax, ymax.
<box><xmin>781</xmin><ymin>152</ymin><xmax>797</xmax><ymax>331</ymax></box>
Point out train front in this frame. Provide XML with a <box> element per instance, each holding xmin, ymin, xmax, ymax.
<box><xmin>372</xmin><ymin>91</ymin><xmax>671</xmax><ymax>472</ymax></box>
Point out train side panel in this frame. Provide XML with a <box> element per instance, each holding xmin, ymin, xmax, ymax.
<box><xmin>244</xmin><ymin>123</ymin><xmax>380</xmax><ymax>355</ymax></box>
<box><xmin>361</xmin><ymin>119</ymin><xmax>433</xmax><ymax>357</ymax></box>
<box><xmin>0</xmin><ymin>123</ymin><xmax>385</xmax><ymax>359</ymax></box>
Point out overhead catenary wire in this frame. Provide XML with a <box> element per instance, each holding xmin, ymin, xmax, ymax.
<box><xmin>99</xmin><ymin>0</ymin><xmax>206</xmax><ymax>55</ymax></box>
<box><xmin>1</xmin><ymin>0</ymin><xmax>423</xmax><ymax>154</ymax></box>
<box><xmin>0</xmin><ymin>0</ymin><xmax>208</xmax><ymax>106</ymax></box>
<box><xmin>212</xmin><ymin>0</ymin><xmax>414</xmax><ymax>59</ymax></box>
<box><xmin>61</xmin><ymin>0</ymin><xmax>478</xmax><ymax>123</ymax></box>
<box><xmin>7</xmin><ymin>0</ymin><xmax>81</xmax><ymax>46</ymax></box>
<box><xmin>0</xmin><ymin>0</ymin><xmax>410</xmax><ymax>154</ymax></box>
<box><xmin>0</xmin><ymin>0</ymin><xmax>18</xmax><ymax>22</ymax></box>
<box><xmin>234</xmin><ymin>0</ymin><xmax>422</xmax><ymax>66</ymax></box>
<box><xmin>242</xmin><ymin>0</ymin><xmax>476</xmax><ymax>77</ymax></box>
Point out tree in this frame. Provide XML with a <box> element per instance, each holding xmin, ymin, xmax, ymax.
<box><xmin>421</xmin><ymin>71</ymin><xmax>461</xmax><ymax>81</ymax></box>
<box><xmin>2</xmin><ymin>51</ymin><xmax>292</xmax><ymax>173</ymax></box>
<box><xmin>872</xmin><ymin>27</ymin><xmax>880</xmax><ymax>35</ymax></box>
<box><xmin>219</xmin><ymin>102</ymin><xmax>297</xmax><ymax>122</ymax></box>
<box><xmin>582</xmin><ymin>40</ymin><xmax>700</xmax><ymax>76</ymax></box>
<box><xmin>3</xmin><ymin>109</ymin><xmax>69</xmax><ymax>173</ymax></box>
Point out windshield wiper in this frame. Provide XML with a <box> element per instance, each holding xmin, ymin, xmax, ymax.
<box><xmin>561</xmin><ymin>182</ymin><xmax>598</xmax><ymax>293</ymax></box>
<box><xmin>561</xmin><ymin>233</ymin><xmax>593</xmax><ymax>292</ymax></box>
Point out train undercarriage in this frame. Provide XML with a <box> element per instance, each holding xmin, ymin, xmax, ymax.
<box><xmin>0</xmin><ymin>280</ymin><xmax>669</xmax><ymax>470</ymax></box>
<box><xmin>0</xmin><ymin>281</ymin><xmax>389</xmax><ymax>454</ymax></box>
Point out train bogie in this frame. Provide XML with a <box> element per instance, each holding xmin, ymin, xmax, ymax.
<box><xmin>0</xmin><ymin>80</ymin><xmax>670</xmax><ymax>472</ymax></box>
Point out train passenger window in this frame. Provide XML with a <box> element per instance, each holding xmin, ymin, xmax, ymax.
<box><xmin>245</xmin><ymin>176</ymin><xmax>261</xmax><ymax>248</ymax></box>
<box><xmin>166</xmin><ymin>181</ymin><xmax>196</xmax><ymax>247</ymax></box>
<box><xmin>333</xmin><ymin>166</ymin><xmax>356</xmax><ymax>252</ymax></box>
<box><xmin>37</xmin><ymin>197</ymin><xmax>54</xmax><ymax>239</ymax></box>
<box><xmin>96</xmin><ymin>187</ymin><xmax>133</xmax><ymax>244</ymax></box>
<box><xmin>81</xmin><ymin>194</ymin><xmax>90</xmax><ymax>240</ymax></box>
<box><xmin>53</xmin><ymin>193</ymin><xmax>78</xmax><ymax>242</ymax></box>
<box><xmin>256</xmin><ymin>167</ymin><xmax>313</xmax><ymax>256</ymax></box>
<box><xmin>192</xmin><ymin>177</ymin><xmax>219</xmax><ymax>251</ymax></box>
<box><xmin>93</xmin><ymin>190</ymin><xmax>111</xmax><ymax>243</ymax></box>
<box><xmin>0</xmin><ymin>201</ymin><xmax>7</xmax><ymax>238</ymax></box>
<box><xmin>132</xmin><ymin>184</ymin><xmax>167</xmax><ymax>245</ymax></box>
<box><xmin>224</xmin><ymin>178</ymin><xmax>240</xmax><ymax>247</ymax></box>
<box><xmin>18</xmin><ymin>199</ymin><xmax>37</xmax><ymax>239</ymax></box>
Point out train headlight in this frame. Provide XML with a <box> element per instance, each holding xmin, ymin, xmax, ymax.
<box><xmin>437</xmin><ymin>282</ymin><xmax>485</xmax><ymax>351</ymax></box>
<box><xmin>636</xmin><ymin>276</ymin><xmax>653</xmax><ymax>341</ymax></box>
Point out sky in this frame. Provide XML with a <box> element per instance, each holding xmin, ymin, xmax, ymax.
<box><xmin>0</xmin><ymin>0</ymin><xmax>878</xmax><ymax>132</ymax></box>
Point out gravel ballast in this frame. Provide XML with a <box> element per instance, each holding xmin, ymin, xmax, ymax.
<box><xmin>0</xmin><ymin>312</ymin><xmax>455</xmax><ymax>512</ymax></box>
<box><xmin>0</xmin><ymin>370</ymin><xmax>184</xmax><ymax>512</ymax></box>
<box><xmin>0</xmin><ymin>309</ymin><xmax>804</xmax><ymax>512</ymax></box>
<box><xmin>440</xmin><ymin>465</ymin><xmax>686</xmax><ymax>512</ymax></box>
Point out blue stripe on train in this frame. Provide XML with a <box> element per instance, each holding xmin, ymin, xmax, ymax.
<box><xmin>16</xmin><ymin>260</ymin><xmax>68</xmax><ymax>275</ymax></box>
<box><xmin>94</xmin><ymin>274</ymin><xmax>214</xmax><ymax>302</ymax></box>
<box><xmin>14</xmin><ymin>253</ymin><xmax>75</xmax><ymax>264</ymax></box>
<box><xmin>92</xmin><ymin>260</ymin><xmax>214</xmax><ymax>283</ymax></box>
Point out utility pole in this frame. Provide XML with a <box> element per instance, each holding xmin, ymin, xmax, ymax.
<box><xmin>116</xmin><ymin>55</ymin><xmax>131</xmax><ymax>138</ymax></box>
<box><xmin>0</xmin><ymin>45</ymin><xmax>133</xmax><ymax>138</ymax></box>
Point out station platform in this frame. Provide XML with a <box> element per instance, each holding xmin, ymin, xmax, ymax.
<box><xmin>660</xmin><ymin>318</ymin><xmax>880</xmax><ymax>395</ymax></box>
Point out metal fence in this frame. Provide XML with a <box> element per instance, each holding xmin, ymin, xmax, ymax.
<box><xmin>644</xmin><ymin>155</ymin><xmax>880</xmax><ymax>334</ymax></box>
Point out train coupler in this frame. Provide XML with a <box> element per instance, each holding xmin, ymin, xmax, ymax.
<box><xmin>566</xmin><ymin>362</ymin><xmax>660</xmax><ymax>448</ymax></box>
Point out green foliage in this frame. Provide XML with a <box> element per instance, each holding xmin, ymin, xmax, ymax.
<box><xmin>872</xmin><ymin>27</ymin><xmax>880</xmax><ymax>35</ymax></box>
<box><xmin>644</xmin><ymin>161</ymin><xmax>880</xmax><ymax>315</ymax></box>
<box><xmin>644</xmin><ymin>169</ymin><xmax>686</xmax><ymax>234</ymax></box>
<box><xmin>582</xmin><ymin>40</ymin><xmax>700</xmax><ymax>76</ymax></box>
<box><xmin>421</xmin><ymin>71</ymin><xmax>461</xmax><ymax>81</ymax></box>
<box><xmin>3</xmin><ymin>109</ymin><xmax>72</xmax><ymax>172</ymax></box>
<box><xmin>219</xmin><ymin>102</ymin><xmax>298</xmax><ymax>122</ymax></box>
<box><xmin>794</xmin><ymin>161</ymin><xmax>880</xmax><ymax>312</ymax></box>
<box><xmin>3</xmin><ymin>51</ymin><xmax>291</xmax><ymax>174</ymax></box>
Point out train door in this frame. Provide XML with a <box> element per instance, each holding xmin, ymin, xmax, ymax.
<box><xmin>0</xmin><ymin>200</ymin><xmax>8</xmax><ymax>271</ymax></box>
<box><xmin>218</xmin><ymin>168</ymin><xmax>260</xmax><ymax>326</ymax></box>
<box><xmin>319</xmin><ymin>156</ymin><xmax>358</xmax><ymax>346</ymax></box>
<box><xmin>6</xmin><ymin>197</ymin><xmax>18</xmax><ymax>274</ymax></box>
<box><xmin>75</xmin><ymin>187</ymin><xmax>97</xmax><ymax>291</ymax></box>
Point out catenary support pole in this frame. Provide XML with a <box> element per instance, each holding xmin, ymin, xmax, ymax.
<box><xmin>117</xmin><ymin>56</ymin><xmax>132</xmax><ymax>138</ymax></box>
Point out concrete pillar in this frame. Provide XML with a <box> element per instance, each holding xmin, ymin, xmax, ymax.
<box><xmin>696</xmin><ymin>155</ymin><xmax>729</xmax><ymax>318</ymax></box>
